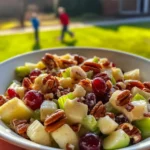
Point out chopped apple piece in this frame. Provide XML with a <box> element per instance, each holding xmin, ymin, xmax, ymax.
<box><xmin>124</xmin><ymin>69</ymin><xmax>140</xmax><ymax>80</ymax></box>
<box><xmin>103</xmin><ymin>129</ymin><xmax>130</xmax><ymax>149</ymax></box>
<box><xmin>27</xmin><ymin>120</ymin><xmax>51</xmax><ymax>146</ymax></box>
<box><xmin>40</xmin><ymin>101</ymin><xmax>57</xmax><ymax>121</ymax></box>
<box><xmin>0</xmin><ymin>97</ymin><xmax>33</xmax><ymax>123</ymax></box>
<box><xmin>51</xmin><ymin>124</ymin><xmax>78</xmax><ymax>149</ymax></box>
<box><xmin>64</xmin><ymin>99</ymin><xmax>88</xmax><ymax>124</ymax></box>
<box><xmin>73</xmin><ymin>84</ymin><xmax>86</xmax><ymax>97</ymax></box>
<box><xmin>98</xmin><ymin>116</ymin><xmax>118</xmax><ymax>134</ymax></box>
<box><xmin>112</xmin><ymin>67</ymin><xmax>124</xmax><ymax>81</ymax></box>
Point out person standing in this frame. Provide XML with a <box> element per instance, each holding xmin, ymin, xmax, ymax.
<box><xmin>58</xmin><ymin>7</ymin><xmax>74</xmax><ymax>42</ymax></box>
<box><xmin>31</xmin><ymin>13</ymin><xmax>40</xmax><ymax>43</ymax></box>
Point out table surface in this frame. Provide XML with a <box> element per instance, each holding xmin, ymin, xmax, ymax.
<box><xmin>0</xmin><ymin>139</ymin><xmax>25</xmax><ymax>150</ymax></box>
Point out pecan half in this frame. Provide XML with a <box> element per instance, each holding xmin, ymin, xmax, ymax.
<box><xmin>81</xmin><ymin>62</ymin><xmax>101</xmax><ymax>74</ymax></box>
<box><xmin>116</xmin><ymin>90</ymin><xmax>131</xmax><ymax>106</ymax></box>
<box><xmin>74</xmin><ymin>55</ymin><xmax>85</xmax><ymax>65</ymax></box>
<box><xmin>59</xmin><ymin>59</ymin><xmax>77</xmax><ymax>69</ymax></box>
<box><xmin>90</xmin><ymin>101</ymin><xmax>106</xmax><ymax>119</ymax></box>
<box><xmin>70</xmin><ymin>123</ymin><xmax>81</xmax><ymax>132</ymax></box>
<box><xmin>66</xmin><ymin>143</ymin><xmax>75</xmax><ymax>150</ymax></box>
<box><xmin>22</xmin><ymin>77</ymin><xmax>32</xmax><ymax>90</ymax></box>
<box><xmin>115</xmin><ymin>82</ymin><xmax>126</xmax><ymax>90</ymax></box>
<box><xmin>143</xmin><ymin>88</ymin><xmax>150</xmax><ymax>93</ymax></box>
<box><xmin>11</xmin><ymin>119</ymin><xmax>29</xmax><ymax>138</ymax></box>
<box><xmin>102</xmin><ymin>60</ymin><xmax>111</xmax><ymax>68</ymax></box>
<box><xmin>94</xmin><ymin>72</ymin><xmax>110</xmax><ymax>82</ymax></box>
<box><xmin>144</xmin><ymin>112</ymin><xmax>150</xmax><ymax>117</ymax></box>
<box><xmin>42</xmin><ymin>53</ymin><xmax>58</xmax><ymax>70</ymax></box>
<box><xmin>43</xmin><ymin>74</ymin><xmax>59</xmax><ymax>93</ymax></box>
<box><xmin>125</xmin><ymin>103</ymin><xmax>134</xmax><ymax>112</ymax></box>
<box><xmin>44</xmin><ymin>109</ymin><xmax>66</xmax><ymax>132</ymax></box>
<box><xmin>106</xmin><ymin>80</ymin><xmax>113</xmax><ymax>91</ymax></box>
<box><xmin>79</xmin><ymin>79</ymin><xmax>92</xmax><ymax>92</ymax></box>
<box><xmin>125</xmin><ymin>80</ymin><xmax>144</xmax><ymax>90</ymax></box>
<box><xmin>118</xmin><ymin>123</ymin><xmax>142</xmax><ymax>144</ymax></box>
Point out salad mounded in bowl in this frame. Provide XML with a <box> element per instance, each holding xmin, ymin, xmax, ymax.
<box><xmin>0</xmin><ymin>53</ymin><xmax>150</xmax><ymax>150</ymax></box>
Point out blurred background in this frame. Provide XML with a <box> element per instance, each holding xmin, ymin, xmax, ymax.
<box><xmin>0</xmin><ymin>0</ymin><xmax>150</xmax><ymax>62</ymax></box>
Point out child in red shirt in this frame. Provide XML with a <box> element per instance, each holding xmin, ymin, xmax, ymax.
<box><xmin>58</xmin><ymin>7</ymin><xmax>74</xmax><ymax>42</ymax></box>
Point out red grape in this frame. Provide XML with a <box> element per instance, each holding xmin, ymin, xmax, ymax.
<box><xmin>92</xmin><ymin>77</ymin><xmax>107</xmax><ymax>96</ymax></box>
<box><xmin>24</xmin><ymin>90</ymin><xmax>44</xmax><ymax>110</ymax></box>
<box><xmin>79</xmin><ymin>133</ymin><xmax>101</xmax><ymax>150</ymax></box>
<box><xmin>85</xmin><ymin>93</ymin><xmax>96</xmax><ymax>110</ymax></box>
<box><xmin>7</xmin><ymin>88</ymin><xmax>20</xmax><ymax>99</ymax></box>
<box><xmin>29</xmin><ymin>69</ymin><xmax>41</xmax><ymax>78</ymax></box>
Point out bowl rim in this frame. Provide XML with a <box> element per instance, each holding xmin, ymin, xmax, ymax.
<box><xmin>0</xmin><ymin>47</ymin><xmax>150</xmax><ymax>150</ymax></box>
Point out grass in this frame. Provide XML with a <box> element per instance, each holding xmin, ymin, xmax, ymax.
<box><xmin>0</xmin><ymin>22</ymin><xmax>150</xmax><ymax>62</ymax></box>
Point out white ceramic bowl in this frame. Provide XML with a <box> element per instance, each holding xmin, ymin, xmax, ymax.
<box><xmin>0</xmin><ymin>47</ymin><xmax>150</xmax><ymax>150</ymax></box>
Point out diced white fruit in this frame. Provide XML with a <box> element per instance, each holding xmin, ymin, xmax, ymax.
<box><xmin>98</xmin><ymin>116</ymin><xmax>118</xmax><ymax>134</ymax></box>
<box><xmin>64</xmin><ymin>99</ymin><xmax>88</xmax><ymax>124</ymax></box>
<box><xmin>70</xmin><ymin>66</ymin><xmax>87</xmax><ymax>80</ymax></box>
<box><xmin>73</xmin><ymin>84</ymin><xmax>86</xmax><ymax>97</ymax></box>
<box><xmin>51</xmin><ymin>124</ymin><xmax>78</xmax><ymax>149</ymax></box>
<box><xmin>27</xmin><ymin>120</ymin><xmax>51</xmax><ymax>146</ymax></box>
<box><xmin>0</xmin><ymin>97</ymin><xmax>33</xmax><ymax>123</ymax></box>
<box><xmin>25</xmin><ymin>62</ymin><xmax>37</xmax><ymax>71</ymax></box>
<box><xmin>124</xmin><ymin>69</ymin><xmax>140</xmax><ymax>80</ymax></box>
<box><xmin>123</xmin><ymin>100</ymin><xmax>148</xmax><ymax>122</ymax></box>
<box><xmin>103</xmin><ymin>129</ymin><xmax>130</xmax><ymax>150</ymax></box>
<box><xmin>112</xmin><ymin>67</ymin><xmax>124</xmax><ymax>81</ymax></box>
<box><xmin>15</xmin><ymin>87</ymin><xmax>26</xmax><ymax>99</ymax></box>
<box><xmin>131</xmin><ymin>87</ymin><xmax>150</xmax><ymax>100</ymax></box>
<box><xmin>109</xmin><ymin>90</ymin><xmax>124</xmax><ymax>112</ymax></box>
<box><xmin>59</xmin><ymin>77</ymin><xmax>74</xmax><ymax>88</ymax></box>
<box><xmin>40</xmin><ymin>101</ymin><xmax>57</xmax><ymax>121</ymax></box>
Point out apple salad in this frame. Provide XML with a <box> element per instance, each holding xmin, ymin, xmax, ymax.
<box><xmin>0</xmin><ymin>53</ymin><xmax>150</xmax><ymax>150</ymax></box>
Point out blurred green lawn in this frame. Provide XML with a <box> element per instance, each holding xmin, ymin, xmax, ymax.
<box><xmin>0</xmin><ymin>22</ymin><xmax>150</xmax><ymax>62</ymax></box>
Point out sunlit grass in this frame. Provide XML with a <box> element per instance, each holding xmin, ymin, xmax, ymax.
<box><xmin>0</xmin><ymin>23</ymin><xmax>150</xmax><ymax>62</ymax></box>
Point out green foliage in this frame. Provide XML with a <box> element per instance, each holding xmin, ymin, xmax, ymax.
<box><xmin>58</xmin><ymin>0</ymin><xmax>101</xmax><ymax>16</ymax></box>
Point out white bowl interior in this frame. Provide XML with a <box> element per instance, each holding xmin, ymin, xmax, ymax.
<box><xmin>0</xmin><ymin>47</ymin><xmax>150</xmax><ymax>150</ymax></box>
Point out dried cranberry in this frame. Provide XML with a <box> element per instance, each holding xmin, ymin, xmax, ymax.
<box><xmin>24</xmin><ymin>90</ymin><xmax>44</xmax><ymax>110</ymax></box>
<box><xmin>85</xmin><ymin>93</ymin><xmax>96</xmax><ymax>110</ymax></box>
<box><xmin>92</xmin><ymin>77</ymin><xmax>107</xmax><ymax>97</ymax></box>
<box><xmin>7</xmin><ymin>88</ymin><xmax>20</xmax><ymax>99</ymax></box>
<box><xmin>115</xmin><ymin>114</ymin><xmax>129</xmax><ymax>125</ymax></box>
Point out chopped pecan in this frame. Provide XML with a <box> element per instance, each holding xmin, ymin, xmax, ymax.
<box><xmin>66</xmin><ymin>143</ymin><xmax>75</xmax><ymax>150</ymax></box>
<box><xmin>44</xmin><ymin>109</ymin><xmax>66</xmax><ymax>132</ymax></box>
<box><xmin>144</xmin><ymin>112</ymin><xmax>150</xmax><ymax>117</ymax></box>
<box><xmin>90</xmin><ymin>101</ymin><xmax>106</xmax><ymax>119</ymax></box>
<box><xmin>102</xmin><ymin>60</ymin><xmax>111</xmax><ymax>68</ymax></box>
<box><xmin>59</xmin><ymin>59</ymin><xmax>77</xmax><ymax>69</ymax></box>
<box><xmin>118</xmin><ymin>123</ymin><xmax>142</xmax><ymax>144</ymax></box>
<box><xmin>116</xmin><ymin>82</ymin><xmax>126</xmax><ymax>90</ymax></box>
<box><xmin>81</xmin><ymin>62</ymin><xmax>101</xmax><ymax>74</ymax></box>
<box><xmin>79</xmin><ymin>79</ymin><xmax>92</xmax><ymax>92</ymax></box>
<box><xmin>42</xmin><ymin>53</ymin><xmax>58</xmax><ymax>70</ymax></box>
<box><xmin>22</xmin><ymin>77</ymin><xmax>32</xmax><ymax>90</ymax></box>
<box><xmin>74</xmin><ymin>55</ymin><xmax>85</xmax><ymax>65</ymax></box>
<box><xmin>105</xmin><ymin>112</ymin><xmax>115</xmax><ymax>119</ymax></box>
<box><xmin>106</xmin><ymin>80</ymin><xmax>113</xmax><ymax>91</ymax></box>
<box><xmin>143</xmin><ymin>88</ymin><xmax>150</xmax><ymax>93</ymax></box>
<box><xmin>43</xmin><ymin>74</ymin><xmax>59</xmax><ymax>93</ymax></box>
<box><xmin>0</xmin><ymin>95</ymin><xmax>7</xmax><ymax>106</ymax></box>
<box><xmin>125</xmin><ymin>80</ymin><xmax>144</xmax><ymax>90</ymax></box>
<box><xmin>125</xmin><ymin>103</ymin><xmax>134</xmax><ymax>112</ymax></box>
<box><xmin>144</xmin><ymin>82</ymin><xmax>150</xmax><ymax>90</ymax></box>
<box><xmin>70</xmin><ymin>123</ymin><xmax>81</xmax><ymax>132</ymax></box>
<box><xmin>116</xmin><ymin>90</ymin><xmax>131</xmax><ymax>106</ymax></box>
<box><xmin>11</xmin><ymin>119</ymin><xmax>29</xmax><ymax>138</ymax></box>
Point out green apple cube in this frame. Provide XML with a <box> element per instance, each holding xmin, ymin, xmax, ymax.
<box><xmin>62</xmin><ymin>68</ymin><xmax>71</xmax><ymax>78</ymax></box>
<box><xmin>111</xmin><ymin>76</ymin><xmax>116</xmax><ymax>85</ymax></box>
<box><xmin>32</xmin><ymin>109</ymin><xmax>40</xmax><ymax>121</ymax></box>
<box><xmin>40</xmin><ymin>101</ymin><xmax>57</xmax><ymax>121</ymax></box>
<box><xmin>134</xmin><ymin>118</ymin><xmax>150</xmax><ymax>139</ymax></box>
<box><xmin>103</xmin><ymin>129</ymin><xmax>130</xmax><ymax>150</ymax></box>
<box><xmin>58</xmin><ymin>93</ymin><xmax>75</xmax><ymax>109</ymax></box>
<box><xmin>98</xmin><ymin>116</ymin><xmax>118</xmax><ymax>134</ymax></box>
<box><xmin>132</xmin><ymin>93</ymin><xmax>146</xmax><ymax>101</ymax></box>
<box><xmin>16</xmin><ymin>66</ymin><xmax>30</xmax><ymax>78</ymax></box>
<box><xmin>64</xmin><ymin>99</ymin><xmax>88</xmax><ymax>124</ymax></box>
<box><xmin>0</xmin><ymin>97</ymin><xmax>33</xmax><ymax>123</ymax></box>
<box><xmin>112</xmin><ymin>67</ymin><xmax>124</xmax><ymax>81</ymax></box>
<box><xmin>131</xmin><ymin>87</ymin><xmax>150</xmax><ymax>100</ymax></box>
<box><xmin>92</xmin><ymin>56</ymin><xmax>99</xmax><ymax>63</ymax></box>
<box><xmin>124</xmin><ymin>69</ymin><xmax>140</xmax><ymax>80</ymax></box>
<box><xmin>82</xmin><ymin>115</ymin><xmax>97</xmax><ymax>132</ymax></box>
